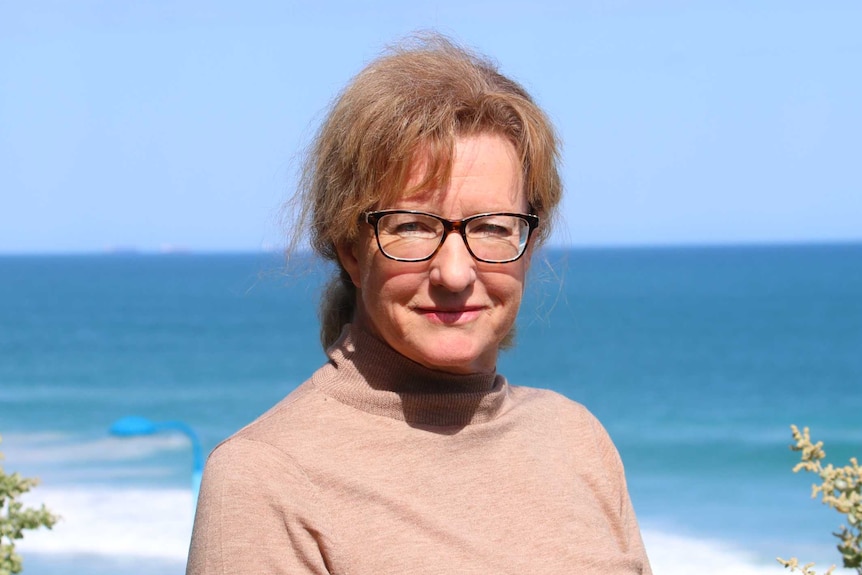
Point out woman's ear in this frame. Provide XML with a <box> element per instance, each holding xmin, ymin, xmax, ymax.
<box><xmin>336</xmin><ymin>242</ymin><xmax>362</xmax><ymax>289</ymax></box>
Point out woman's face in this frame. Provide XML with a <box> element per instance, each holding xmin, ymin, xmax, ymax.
<box><xmin>338</xmin><ymin>134</ymin><xmax>531</xmax><ymax>374</ymax></box>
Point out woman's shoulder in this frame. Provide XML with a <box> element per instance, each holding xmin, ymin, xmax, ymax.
<box><xmin>507</xmin><ymin>384</ymin><xmax>621</xmax><ymax>455</ymax></box>
<box><xmin>508</xmin><ymin>383</ymin><xmax>598</xmax><ymax>422</ymax></box>
<box><xmin>207</xmin><ymin>379</ymin><xmax>326</xmax><ymax>461</ymax></box>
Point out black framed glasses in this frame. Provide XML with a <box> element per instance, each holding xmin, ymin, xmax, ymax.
<box><xmin>363</xmin><ymin>210</ymin><xmax>539</xmax><ymax>263</ymax></box>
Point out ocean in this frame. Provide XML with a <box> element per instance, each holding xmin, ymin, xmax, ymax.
<box><xmin>1</xmin><ymin>244</ymin><xmax>860</xmax><ymax>574</ymax></box>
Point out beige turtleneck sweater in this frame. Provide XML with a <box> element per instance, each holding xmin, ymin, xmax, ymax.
<box><xmin>186</xmin><ymin>326</ymin><xmax>652</xmax><ymax>574</ymax></box>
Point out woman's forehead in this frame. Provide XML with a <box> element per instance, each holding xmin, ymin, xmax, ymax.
<box><xmin>396</xmin><ymin>188</ymin><xmax>527</xmax><ymax>208</ymax></box>
<box><xmin>367</xmin><ymin>134</ymin><xmax>525</xmax><ymax>217</ymax></box>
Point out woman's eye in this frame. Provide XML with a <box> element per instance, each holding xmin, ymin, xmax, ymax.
<box><xmin>472</xmin><ymin>222</ymin><xmax>512</xmax><ymax>237</ymax></box>
<box><xmin>396</xmin><ymin>222</ymin><xmax>422</xmax><ymax>232</ymax></box>
<box><xmin>389</xmin><ymin>219</ymin><xmax>437</xmax><ymax>236</ymax></box>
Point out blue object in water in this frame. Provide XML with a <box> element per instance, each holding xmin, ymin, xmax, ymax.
<box><xmin>110</xmin><ymin>416</ymin><xmax>159</xmax><ymax>437</ymax></box>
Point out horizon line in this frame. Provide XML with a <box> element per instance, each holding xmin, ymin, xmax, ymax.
<box><xmin>1</xmin><ymin>237</ymin><xmax>861</xmax><ymax>257</ymax></box>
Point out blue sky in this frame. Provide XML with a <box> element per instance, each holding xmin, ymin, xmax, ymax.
<box><xmin>2</xmin><ymin>1</ymin><xmax>860</xmax><ymax>253</ymax></box>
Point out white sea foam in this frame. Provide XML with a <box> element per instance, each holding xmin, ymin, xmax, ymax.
<box><xmin>19</xmin><ymin>487</ymin><xmax>194</xmax><ymax>560</ymax></box>
<box><xmin>18</xmin><ymin>486</ymin><xmax>829</xmax><ymax>574</ymax></box>
<box><xmin>643</xmin><ymin>529</ymin><xmax>795</xmax><ymax>575</ymax></box>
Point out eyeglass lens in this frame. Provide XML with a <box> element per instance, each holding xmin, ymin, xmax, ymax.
<box><xmin>375</xmin><ymin>212</ymin><xmax>529</xmax><ymax>262</ymax></box>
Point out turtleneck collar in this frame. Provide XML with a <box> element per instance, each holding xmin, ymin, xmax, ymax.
<box><xmin>311</xmin><ymin>324</ymin><xmax>510</xmax><ymax>427</ymax></box>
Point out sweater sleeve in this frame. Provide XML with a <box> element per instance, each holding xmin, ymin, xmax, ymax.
<box><xmin>186</xmin><ymin>437</ymin><xmax>335</xmax><ymax>575</ymax></box>
<box><xmin>588</xmin><ymin>414</ymin><xmax>653</xmax><ymax>575</ymax></box>
<box><xmin>621</xmin><ymin>489</ymin><xmax>653</xmax><ymax>575</ymax></box>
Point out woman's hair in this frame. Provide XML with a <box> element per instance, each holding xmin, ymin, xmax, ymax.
<box><xmin>291</xmin><ymin>33</ymin><xmax>563</xmax><ymax>349</ymax></box>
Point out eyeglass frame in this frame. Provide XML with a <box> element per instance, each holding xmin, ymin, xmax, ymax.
<box><xmin>362</xmin><ymin>209</ymin><xmax>540</xmax><ymax>263</ymax></box>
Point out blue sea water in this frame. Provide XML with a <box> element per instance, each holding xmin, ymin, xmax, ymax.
<box><xmin>1</xmin><ymin>244</ymin><xmax>860</xmax><ymax>574</ymax></box>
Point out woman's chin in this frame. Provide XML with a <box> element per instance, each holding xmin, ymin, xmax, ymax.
<box><xmin>405</xmin><ymin>342</ymin><xmax>497</xmax><ymax>375</ymax></box>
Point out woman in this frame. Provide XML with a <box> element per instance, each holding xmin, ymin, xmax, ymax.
<box><xmin>187</xmin><ymin>36</ymin><xmax>652</xmax><ymax>574</ymax></box>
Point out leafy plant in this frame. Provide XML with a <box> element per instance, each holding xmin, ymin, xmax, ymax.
<box><xmin>0</xmin><ymin>435</ymin><xmax>59</xmax><ymax>575</ymax></box>
<box><xmin>778</xmin><ymin>425</ymin><xmax>862</xmax><ymax>574</ymax></box>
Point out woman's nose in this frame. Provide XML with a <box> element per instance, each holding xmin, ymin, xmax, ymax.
<box><xmin>428</xmin><ymin>232</ymin><xmax>477</xmax><ymax>292</ymax></box>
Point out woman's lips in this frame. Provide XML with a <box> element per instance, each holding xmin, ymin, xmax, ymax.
<box><xmin>415</xmin><ymin>306</ymin><xmax>484</xmax><ymax>325</ymax></box>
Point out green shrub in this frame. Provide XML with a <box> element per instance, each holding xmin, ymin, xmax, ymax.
<box><xmin>778</xmin><ymin>425</ymin><xmax>862</xmax><ymax>574</ymax></box>
<box><xmin>0</xmin><ymin>435</ymin><xmax>59</xmax><ymax>575</ymax></box>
